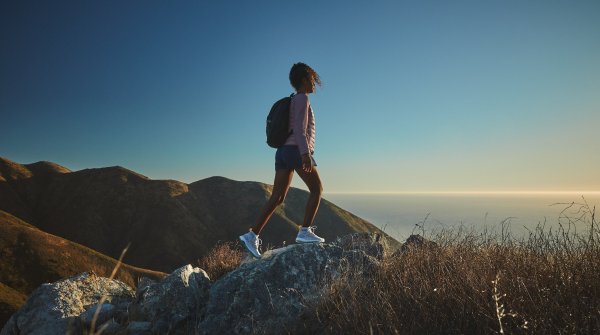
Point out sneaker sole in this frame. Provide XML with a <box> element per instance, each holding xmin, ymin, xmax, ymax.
<box><xmin>239</xmin><ymin>236</ymin><xmax>261</xmax><ymax>258</ymax></box>
<box><xmin>295</xmin><ymin>238</ymin><xmax>325</xmax><ymax>244</ymax></box>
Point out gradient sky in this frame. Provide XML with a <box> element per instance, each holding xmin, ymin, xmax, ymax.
<box><xmin>1</xmin><ymin>0</ymin><xmax>599</xmax><ymax>193</ymax></box>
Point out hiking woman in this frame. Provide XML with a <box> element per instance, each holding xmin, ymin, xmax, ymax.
<box><xmin>239</xmin><ymin>62</ymin><xmax>324</xmax><ymax>258</ymax></box>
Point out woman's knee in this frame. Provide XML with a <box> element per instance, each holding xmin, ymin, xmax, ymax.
<box><xmin>310</xmin><ymin>183</ymin><xmax>323</xmax><ymax>197</ymax></box>
<box><xmin>270</xmin><ymin>193</ymin><xmax>287</xmax><ymax>206</ymax></box>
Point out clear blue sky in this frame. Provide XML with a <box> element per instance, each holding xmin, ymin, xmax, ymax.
<box><xmin>1</xmin><ymin>0</ymin><xmax>599</xmax><ymax>193</ymax></box>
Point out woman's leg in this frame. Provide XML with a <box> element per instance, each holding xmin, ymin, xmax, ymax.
<box><xmin>252</xmin><ymin>168</ymin><xmax>294</xmax><ymax>234</ymax></box>
<box><xmin>294</xmin><ymin>167</ymin><xmax>323</xmax><ymax>227</ymax></box>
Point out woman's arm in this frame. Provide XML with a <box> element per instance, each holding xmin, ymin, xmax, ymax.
<box><xmin>291</xmin><ymin>93</ymin><xmax>311</xmax><ymax>156</ymax></box>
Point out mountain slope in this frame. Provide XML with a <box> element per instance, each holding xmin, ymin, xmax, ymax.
<box><xmin>0</xmin><ymin>283</ymin><xmax>25</xmax><ymax>330</ymax></box>
<box><xmin>0</xmin><ymin>209</ymin><xmax>166</xmax><ymax>326</ymax></box>
<box><xmin>0</xmin><ymin>157</ymin><xmax>400</xmax><ymax>273</ymax></box>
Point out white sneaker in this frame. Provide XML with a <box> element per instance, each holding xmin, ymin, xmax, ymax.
<box><xmin>296</xmin><ymin>226</ymin><xmax>325</xmax><ymax>243</ymax></box>
<box><xmin>239</xmin><ymin>231</ymin><xmax>262</xmax><ymax>258</ymax></box>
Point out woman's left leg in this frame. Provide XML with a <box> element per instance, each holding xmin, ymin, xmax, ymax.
<box><xmin>294</xmin><ymin>166</ymin><xmax>323</xmax><ymax>228</ymax></box>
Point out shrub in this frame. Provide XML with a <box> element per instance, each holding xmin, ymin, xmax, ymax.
<box><xmin>197</xmin><ymin>241</ymin><xmax>244</xmax><ymax>281</ymax></box>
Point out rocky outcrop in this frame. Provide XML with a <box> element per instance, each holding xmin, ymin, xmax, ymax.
<box><xmin>0</xmin><ymin>272</ymin><xmax>134</xmax><ymax>335</ymax></box>
<box><xmin>198</xmin><ymin>242</ymin><xmax>379</xmax><ymax>334</ymax></box>
<box><xmin>2</xmin><ymin>233</ymin><xmax>389</xmax><ymax>335</ymax></box>
<box><xmin>0</xmin><ymin>209</ymin><xmax>167</xmax><ymax>327</ymax></box>
<box><xmin>333</xmin><ymin>232</ymin><xmax>388</xmax><ymax>259</ymax></box>
<box><xmin>128</xmin><ymin>265</ymin><xmax>211</xmax><ymax>334</ymax></box>
<box><xmin>396</xmin><ymin>234</ymin><xmax>438</xmax><ymax>254</ymax></box>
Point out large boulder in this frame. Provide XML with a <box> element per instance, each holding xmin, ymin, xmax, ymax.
<box><xmin>198</xmin><ymin>234</ymin><xmax>385</xmax><ymax>334</ymax></box>
<box><xmin>1</xmin><ymin>272</ymin><xmax>134</xmax><ymax>335</ymax></box>
<box><xmin>128</xmin><ymin>264</ymin><xmax>211</xmax><ymax>334</ymax></box>
<box><xmin>1</xmin><ymin>233</ymin><xmax>387</xmax><ymax>335</ymax></box>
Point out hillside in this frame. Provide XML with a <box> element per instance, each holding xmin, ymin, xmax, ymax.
<box><xmin>0</xmin><ymin>209</ymin><xmax>167</xmax><ymax>327</ymax></box>
<box><xmin>0</xmin><ymin>157</ymin><xmax>400</xmax><ymax>274</ymax></box>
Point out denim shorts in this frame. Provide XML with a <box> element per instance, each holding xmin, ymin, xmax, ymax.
<box><xmin>275</xmin><ymin>145</ymin><xmax>317</xmax><ymax>171</ymax></box>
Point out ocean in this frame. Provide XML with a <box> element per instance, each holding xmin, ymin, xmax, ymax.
<box><xmin>323</xmin><ymin>193</ymin><xmax>600</xmax><ymax>243</ymax></box>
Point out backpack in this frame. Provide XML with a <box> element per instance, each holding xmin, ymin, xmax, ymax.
<box><xmin>266</xmin><ymin>93</ymin><xmax>295</xmax><ymax>148</ymax></box>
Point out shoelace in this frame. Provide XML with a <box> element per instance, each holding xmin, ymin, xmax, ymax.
<box><xmin>307</xmin><ymin>225</ymin><xmax>318</xmax><ymax>235</ymax></box>
<box><xmin>254</xmin><ymin>235</ymin><xmax>263</xmax><ymax>250</ymax></box>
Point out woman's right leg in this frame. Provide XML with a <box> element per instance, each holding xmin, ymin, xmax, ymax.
<box><xmin>252</xmin><ymin>168</ymin><xmax>294</xmax><ymax>234</ymax></box>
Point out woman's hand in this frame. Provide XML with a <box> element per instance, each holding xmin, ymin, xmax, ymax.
<box><xmin>301</xmin><ymin>153</ymin><xmax>313</xmax><ymax>173</ymax></box>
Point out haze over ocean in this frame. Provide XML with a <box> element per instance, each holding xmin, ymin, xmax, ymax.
<box><xmin>325</xmin><ymin>193</ymin><xmax>600</xmax><ymax>241</ymax></box>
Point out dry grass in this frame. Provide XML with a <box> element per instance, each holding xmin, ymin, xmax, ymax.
<box><xmin>310</xmin><ymin>198</ymin><xmax>600</xmax><ymax>334</ymax></box>
<box><xmin>88</xmin><ymin>242</ymin><xmax>130</xmax><ymax>335</ymax></box>
<box><xmin>196</xmin><ymin>241</ymin><xmax>244</xmax><ymax>281</ymax></box>
<box><xmin>79</xmin><ymin>198</ymin><xmax>599</xmax><ymax>334</ymax></box>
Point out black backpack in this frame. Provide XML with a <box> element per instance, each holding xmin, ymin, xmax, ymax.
<box><xmin>266</xmin><ymin>93</ymin><xmax>295</xmax><ymax>148</ymax></box>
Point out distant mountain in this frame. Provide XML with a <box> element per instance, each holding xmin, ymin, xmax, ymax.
<box><xmin>0</xmin><ymin>156</ymin><xmax>400</xmax><ymax>274</ymax></box>
<box><xmin>0</xmin><ymin>209</ymin><xmax>167</xmax><ymax>326</ymax></box>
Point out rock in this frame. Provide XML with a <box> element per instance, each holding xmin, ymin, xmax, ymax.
<box><xmin>239</xmin><ymin>253</ymin><xmax>259</xmax><ymax>265</ymax></box>
<box><xmin>126</xmin><ymin>321</ymin><xmax>152</xmax><ymax>334</ymax></box>
<box><xmin>198</xmin><ymin>237</ymin><xmax>383</xmax><ymax>334</ymax></box>
<box><xmin>1</xmin><ymin>233</ymin><xmax>388</xmax><ymax>335</ymax></box>
<box><xmin>128</xmin><ymin>264</ymin><xmax>211</xmax><ymax>334</ymax></box>
<box><xmin>77</xmin><ymin>300</ymin><xmax>129</xmax><ymax>333</ymax></box>
<box><xmin>0</xmin><ymin>272</ymin><xmax>134</xmax><ymax>335</ymax></box>
<box><xmin>136</xmin><ymin>276</ymin><xmax>157</xmax><ymax>290</ymax></box>
<box><xmin>79</xmin><ymin>303</ymin><xmax>114</xmax><ymax>327</ymax></box>
<box><xmin>332</xmin><ymin>232</ymin><xmax>388</xmax><ymax>260</ymax></box>
<box><xmin>395</xmin><ymin>234</ymin><xmax>438</xmax><ymax>255</ymax></box>
<box><xmin>94</xmin><ymin>318</ymin><xmax>125</xmax><ymax>335</ymax></box>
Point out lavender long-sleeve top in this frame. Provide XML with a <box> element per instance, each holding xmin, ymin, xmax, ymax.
<box><xmin>284</xmin><ymin>93</ymin><xmax>315</xmax><ymax>155</ymax></box>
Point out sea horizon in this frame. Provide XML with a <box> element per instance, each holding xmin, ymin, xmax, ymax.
<box><xmin>324</xmin><ymin>191</ymin><xmax>600</xmax><ymax>195</ymax></box>
<box><xmin>323</xmin><ymin>192</ymin><xmax>600</xmax><ymax>243</ymax></box>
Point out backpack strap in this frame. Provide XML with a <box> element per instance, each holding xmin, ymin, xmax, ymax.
<box><xmin>289</xmin><ymin>93</ymin><xmax>295</xmax><ymax>134</ymax></box>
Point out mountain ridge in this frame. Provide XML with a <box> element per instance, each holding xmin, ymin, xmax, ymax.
<box><xmin>0</xmin><ymin>155</ymin><xmax>399</xmax><ymax>327</ymax></box>
<box><xmin>0</xmin><ymin>156</ymin><xmax>399</xmax><ymax>270</ymax></box>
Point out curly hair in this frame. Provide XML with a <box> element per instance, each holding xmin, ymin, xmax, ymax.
<box><xmin>289</xmin><ymin>62</ymin><xmax>322</xmax><ymax>92</ymax></box>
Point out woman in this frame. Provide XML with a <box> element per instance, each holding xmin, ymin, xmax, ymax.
<box><xmin>239</xmin><ymin>62</ymin><xmax>324</xmax><ymax>258</ymax></box>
